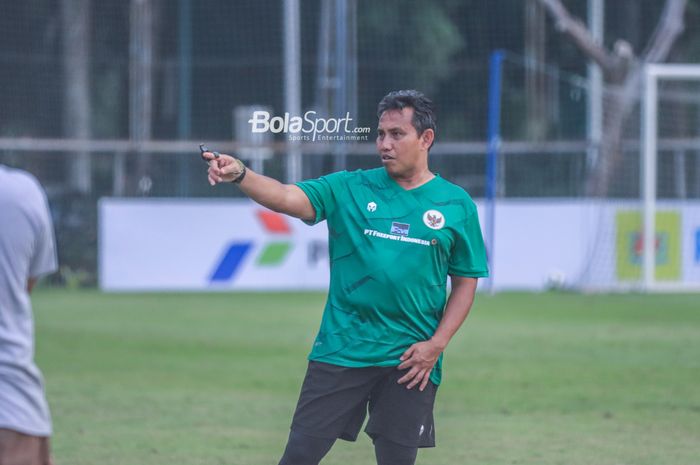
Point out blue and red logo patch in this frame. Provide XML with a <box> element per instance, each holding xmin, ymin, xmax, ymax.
<box><xmin>390</xmin><ymin>222</ymin><xmax>410</xmax><ymax>236</ymax></box>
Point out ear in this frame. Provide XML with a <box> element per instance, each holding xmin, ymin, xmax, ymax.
<box><xmin>420</xmin><ymin>128</ymin><xmax>435</xmax><ymax>150</ymax></box>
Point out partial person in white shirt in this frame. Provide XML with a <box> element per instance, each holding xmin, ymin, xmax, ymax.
<box><xmin>0</xmin><ymin>164</ymin><xmax>58</xmax><ymax>465</ymax></box>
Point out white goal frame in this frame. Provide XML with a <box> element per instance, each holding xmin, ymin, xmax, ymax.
<box><xmin>642</xmin><ymin>63</ymin><xmax>700</xmax><ymax>292</ymax></box>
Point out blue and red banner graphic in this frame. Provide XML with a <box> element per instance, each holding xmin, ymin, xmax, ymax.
<box><xmin>210</xmin><ymin>210</ymin><xmax>293</xmax><ymax>283</ymax></box>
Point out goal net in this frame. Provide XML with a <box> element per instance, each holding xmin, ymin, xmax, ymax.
<box><xmin>577</xmin><ymin>64</ymin><xmax>700</xmax><ymax>292</ymax></box>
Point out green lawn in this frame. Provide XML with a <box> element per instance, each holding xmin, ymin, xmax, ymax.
<box><xmin>32</xmin><ymin>290</ymin><xmax>700</xmax><ymax>465</ymax></box>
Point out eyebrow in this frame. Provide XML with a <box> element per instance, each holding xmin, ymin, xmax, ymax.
<box><xmin>377</xmin><ymin>125</ymin><xmax>404</xmax><ymax>132</ymax></box>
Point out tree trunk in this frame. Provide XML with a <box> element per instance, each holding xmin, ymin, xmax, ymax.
<box><xmin>589</xmin><ymin>74</ymin><xmax>634</xmax><ymax>196</ymax></box>
<box><xmin>130</xmin><ymin>0</ymin><xmax>155</xmax><ymax>195</ymax></box>
<box><xmin>61</xmin><ymin>0</ymin><xmax>91</xmax><ymax>194</ymax></box>
<box><xmin>525</xmin><ymin>0</ymin><xmax>548</xmax><ymax>140</ymax></box>
<box><xmin>538</xmin><ymin>0</ymin><xmax>687</xmax><ymax>197</ymax></box>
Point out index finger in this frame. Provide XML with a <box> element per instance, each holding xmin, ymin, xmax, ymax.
<box><xmin>201</xmin><ymin>151</ymin><xmax>218</xmax><ymax>162</ymax></box>
<box><xmin>400</xmin><ymin>345</ymin><xmax>415</xmax><ymax>361</ymax></box>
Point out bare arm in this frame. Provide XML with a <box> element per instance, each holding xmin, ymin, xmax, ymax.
<box><xmin>430</xmin><ymin>276</ymin><xmax>478</xmax><ymax>349</ymax></box>
<box><xmin>397</xmin><ymin>275</ymin><xmax>478</xmax><ymax>391</ymax></box>
<box><xmin>28</xmin><ymin>277</ymin><xmax>38</xmax><ymax>293</ymax></box>
<box><xmin>204</xmin><ymin>151</ymin><xmax>315</xmax><ymax>220</ymax></box>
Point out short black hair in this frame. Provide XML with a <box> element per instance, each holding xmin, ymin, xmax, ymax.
<box><xmin>376</xmin><ymin>90</ymin><xmax>437</xmax><ymax>142</ymax></box>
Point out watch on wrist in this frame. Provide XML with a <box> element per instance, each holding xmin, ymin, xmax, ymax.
<box><xmin>231</xmin><ymin>160</ymin><xmax>247</xmax><ymax>184</ymax></box>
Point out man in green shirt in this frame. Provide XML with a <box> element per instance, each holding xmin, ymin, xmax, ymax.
<box><xmin>203</xmin><ymin>90</ymin><xmax>488</xmax><ymax>465</ymax></box>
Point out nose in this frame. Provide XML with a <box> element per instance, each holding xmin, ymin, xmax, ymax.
<box><xmin>377</xmin><ymin>135</ymin><xmax>391</xmax><ymax>152</ymax></box>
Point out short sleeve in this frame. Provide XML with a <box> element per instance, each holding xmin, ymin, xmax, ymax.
<box><xmin>28</xmin><ymin>187</ymin><xmax>58</xmax><ymax>278</ymax></box>
<box><xmin>295</xmin><ymin>171</ymin><xmax>348</xmax><ymax>225</ymax></box>
<box><xmin>448</xmin><ymin>208</ymin><xmax>489</xmax><ymax>278</ymax></box>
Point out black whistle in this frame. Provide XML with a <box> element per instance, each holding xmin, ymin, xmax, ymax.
<box><xmin>199</xmin><ymin>144</ymin><xmax>220</xmax><ymax>161</ymax></box>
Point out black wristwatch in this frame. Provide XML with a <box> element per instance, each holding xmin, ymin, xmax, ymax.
<box><xmin>232</xmin><ymin>163</ymin><xmax>247</xmax><ymax>184</ymax></box>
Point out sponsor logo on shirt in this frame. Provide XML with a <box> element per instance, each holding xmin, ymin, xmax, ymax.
<box><xmin>367</xmin><ymin>201</ymin><xmax>377</xmax><ymax>212</ymax></box>
<box><xmin>423</xmin><ymin>210</ymin><xmax>445</xmax><ymax>230</ymax></box>
<box><xmin>390</xmin><ymin>222</ymin><xmax>410</xmax><ymax>236</ymax></box>
<box><xmin>364</xmin><ymin>229</ymin><xmax>430</xmax><ymax>247</ymax></box>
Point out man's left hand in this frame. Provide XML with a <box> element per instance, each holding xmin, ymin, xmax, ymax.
<box><xmin>397</xmin><ymin>340</ymin><xmax>443</xmax><ymax>391</ymax></box>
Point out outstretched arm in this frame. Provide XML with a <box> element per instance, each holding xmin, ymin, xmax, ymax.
<box><xmin>203</xmin><ymin>151</ymin><xmax>315</xmax><ymax>221</ymax></box>
<box><xmin>397</xmin><ymin>275</ymin><xmax>478</xmax><ymax>391</ymax></box>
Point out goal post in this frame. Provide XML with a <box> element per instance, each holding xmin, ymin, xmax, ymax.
<box><xmin>641</xmin><ymin>63</ymin><xmax>700</xmax><ymax>292</ymax></box>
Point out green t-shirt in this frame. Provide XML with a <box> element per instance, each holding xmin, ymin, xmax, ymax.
<box><xmin>296</xmin><ymin>167</ymin><xmax>488</xmax><ymax>385</ymax></box>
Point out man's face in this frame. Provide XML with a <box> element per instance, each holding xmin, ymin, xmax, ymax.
<box><xmin>376</xmin><ymin>108</ymin><xmax>432</xmax><ymax>178</ymax></box>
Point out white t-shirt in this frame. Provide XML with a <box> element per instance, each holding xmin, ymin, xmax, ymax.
<box><xmin>0</xmin><ymin>164</ymin><xmax>57</xmax><ymax>436</ymax></box>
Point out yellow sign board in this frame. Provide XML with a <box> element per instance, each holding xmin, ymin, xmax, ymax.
<box><xmin>616</xmin><ymin>211</ymin><xmax>681</xmax><ymax>281</ymax></box>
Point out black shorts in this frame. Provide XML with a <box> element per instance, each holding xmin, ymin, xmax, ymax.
<box><xmin>289</xmin><ymin>361</ymin><xmax>438</xmax><ymax>448</ymax></box>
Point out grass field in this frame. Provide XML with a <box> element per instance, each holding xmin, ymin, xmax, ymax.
<box><xmin>32</xmin><ymin>290</ymin><xmax>699</xmax><ymax>465</ymax></box>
